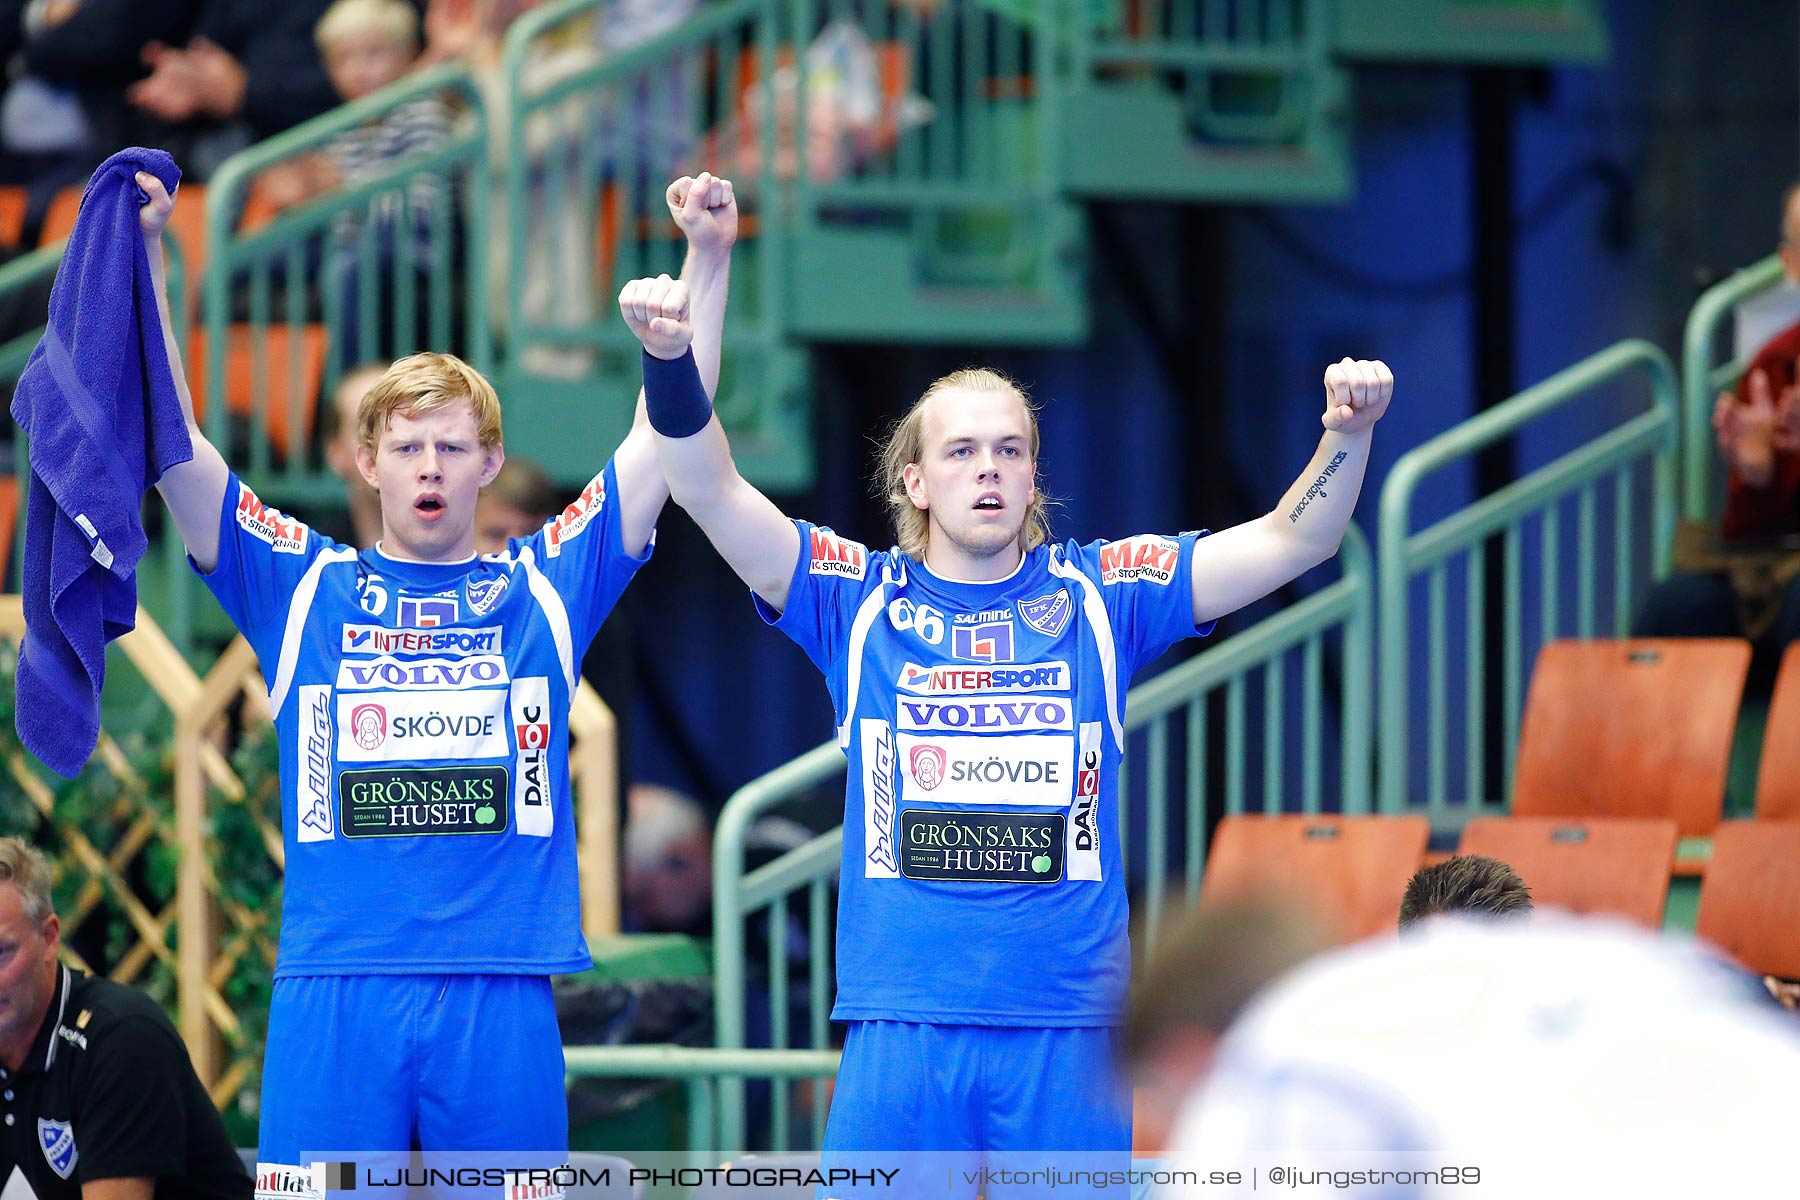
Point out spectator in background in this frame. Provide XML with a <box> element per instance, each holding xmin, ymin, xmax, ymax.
<box><xmin>622</xmin><ymin>783</ymin><xmax>712</xmax><ymax>936</ymax></box>
<box><xmin>256</xmin><ymin>0</ymin><xmax>450</xmax><ymax>215</ymax></box>
<box><xmin>1397</xmin><ymin>854</ymin><xmax>1533</xmax><ymax>935</ymax></box>
<box><xmin>418</xmin><ymin>0</ymin><xmax>552</xmax><ymax>72</ymax></box>
<box><xmin>1638</xmin><ymin>182</ymin><xmax>1800</xmax><ymax>664</ymax></box>
<box><xmin>418</xmin><ymin>0</ymin><xmax>699</xmax><ymax>380</ymax></box>
<box><xmin>263</xmin><ymin>0</ymin><xmax>453</xmax><ymax>365</ymax></box>
<box><xmin>125</xmin><ymin>0</ymin><xmax>427</xmax><ymax>177</ymax></box>
<box><xmin>418</xmin><ymin>0</ymin><xmax>695</xmax><ymax>72</ymax></box>
<box><xmin>0</xmin><ymin>0</ymin><xmax>191</xmax><ymax>192</ymax></box>
<box><xmin>1732</xmin><ymin>181</ymin><xmax>1800</xmax><ymax>363</ymax></box>
<box><xmin>1123</xmin><ymin>899</ymin><xmax>1322</xmax><ymax>1152</ymax></box>
<box><xmin>474</xmin><ymin>454</ymin><xmax>559</xmax><ymax>553</ymax></box>
<box><xmin>734</xmin><ymin>17</ymin><xmax>933</xmax><ymax>188</ymax></box>
<box><xmin>319</xmin><ymin>360</ymin><xmax>389</xmax><ymax>547</ymax></box>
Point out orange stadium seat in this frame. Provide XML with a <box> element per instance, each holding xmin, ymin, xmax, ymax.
<box><xmin>238</xmin><ymin>183</ymin><xmax>282</xmax><ymax>234</ymax></box>
<box><xmin>186</xmin><ymin>324</ymin><xmax>328</xmax><ymax>459</ymax></box>
<box><xmin>1511</xmin><ymin>639</ymin><xmax>1749</xmax><ymax>847</ymax></box>
<box><xmin>1199</xmin><ymin>814</ymin><xmax>1430</xmax><ymax>943</ymax></box>
<box><xmin>1753</xmin><ymin>642</ymin><xmax>1800</xmax><ymax>820</ymax></box>
<box><xmin>1456</xmin><ymin>815</ymin><xmax>1678</xmax><ymax>927</ymax></box>
<box><xmin>0</xmin><ymin>185</ymin><xmax>27</xmax><ymax>247</ymax></box>
<box><xmin>0</xmin><ymin>474</ymin><xmax>18</xmax><ymax>588</ymax></box>
<box><xmin>1695</xmin><ymin>820</ymin><xmax>1800</xmax><ymax>979</ymax></box>
<box><xmin>37</xmin><ymin>184</ymin><xmax>80</xmax><ymax>247</ymax></box>
<box><xmin>41</xmin><ymin>182</ymin><xmax>211</xmax><ymax>315</ymax></box>
<box><xmin>41</xmin><ymin>181</ymin><xmax>208</xmax><ymax>260</ymax></box>
<box><xmin>593</xmin><ymin>182</ymin><xmax>623</xmax><ymax>291</ymax></box>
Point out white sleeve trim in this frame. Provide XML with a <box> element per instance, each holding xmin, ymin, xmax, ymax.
<box><xmin>269</xmin><ymin>547</ymin><xmax>358</xmax><ymax>716</ymax></box>
<box><xmin>517</xmin><ymin>545</ymin><xmax>578</xmax><ymax>696</ymax></box>
<box><xmin>837</xmin><ymin>556</ymin><xmax>906</xmax><ymax>749</ymax></box>
<box><xmin>1049</xmin><ymin>547</ymin><xmax>1125</xmax><ymax>754</ymax></box>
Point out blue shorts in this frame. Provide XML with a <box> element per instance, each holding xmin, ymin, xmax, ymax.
<box><xmin>819</xmin><ymin>1022</ymin><xmax>1131</xmax><ymax>1198</ymax></box>
<box><xmin>824</xmin><ymin>1020</ymin><xmax>1131</xmax><ymax>1151</ymax></box>
<box><xmin>258</xmin><ymin>974</ymin><xmax>567</xmax><ymax>1164</ymax></box>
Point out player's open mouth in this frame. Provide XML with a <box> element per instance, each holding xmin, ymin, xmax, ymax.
<box><xmin>415</xmin><ymin>495</ymin><xmax>446</xmax><ymax>521</ymax></box>
<box><xmin>974</xmin><ymin>493</ymin><xmax>1004</xmax><ymax>511</ymax></box>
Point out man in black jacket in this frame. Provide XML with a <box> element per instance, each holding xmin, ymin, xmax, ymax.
<box><xmin>0</xmin><ymin>837</ymin><xmax>251</xmax><ymax>1200</ymax></box>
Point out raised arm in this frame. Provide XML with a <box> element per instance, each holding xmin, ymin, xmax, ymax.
<box><xmin>610</xmin><ymin>173</ymin><xmax>737</xmax><ymax>557</ymax></box>
<box><xmin>618</xmin><ymin>253</ymin><xmax>800</xmax><ymax>612</ymax></box>
<box><xmin>141</xmin><ymin>173</ymin><xmax>231</xmax><ymax>572</ymax></box>
<box><xmin>1188</xmin><ymin>358</ymin><xmax>1393</xmax><ymax>626</ymax></box>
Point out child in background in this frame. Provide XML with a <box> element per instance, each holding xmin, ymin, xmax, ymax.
<box><xmin>257</xmin><ymin>0</ymin><xmax>449</xmax><ymax>218</ymax></box>
<box><xmin>313</xmin><ymin>0</ymin><xmax>450</xmax><ymax>233</ymax></box>
<box><xmin>256</xmin><ymin>0</ymin><xmax>452</xmax><ymax>362</ymax></box>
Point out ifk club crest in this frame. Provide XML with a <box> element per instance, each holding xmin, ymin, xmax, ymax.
<box><xmin>38</xmin><ymin>1117</ymin><xmax>77</xmax><ymax>1179</ymax></box>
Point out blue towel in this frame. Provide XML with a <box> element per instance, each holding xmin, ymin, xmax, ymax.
<box><xmin>10</xmin><ymin>148</ymin><xmax>192</xmax><ymax>777</ymax></box>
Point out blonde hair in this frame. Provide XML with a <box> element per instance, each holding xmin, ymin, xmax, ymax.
<box><xmin>315</xmin><ymin>0</ymin><xmax>420</xmax><ymax>53</ymax></box>
<box><xmin>878</xmin><ymin>367</ymin><xmax>1053</xmax><ymax>559</ymax></box>
<box><xmin>356</xmin><ymin>352</ymin><xmax>503</xmax><ymax>454</ymax></box>
<box><xmin>0</xmin><ymin>837</ymin><xmax>55</xmax><ymax>925</ymax></box>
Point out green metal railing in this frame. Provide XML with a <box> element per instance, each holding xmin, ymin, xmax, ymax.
<box><xmin>204</xmin><ymin>63</ymin><xmax>491</xmax><ymax>507</ymax></box>
<box><xmin>710</xmin><ymin>525</ymin><xmax>1373</xmax><ymax>1149</ymax></box>
<box><xmin>777</xmin><ymin>0</ymin><xmax>1084</xmax><ymax>343</ymax></box>
<box><xmin>500</xmin><ymin>0</ymin><xmax>1069</xmax><ymax>351</ymax></box>
<box><xmin>0</xmin><ymin>243</ymin><xmax>64</xmax><ymax>385</ymax></box>
<box><xmin>563</xmin><ymin>1045</ymin><xmax>839</xmax><ymax>1167</ymax></box>
<box><xmin>501</xmin><ymin>0</ymin><xmax>781</xmax><ymax>396</ymax></box>
<box><xmin>785</xmin><ymin>0</ymin><xmax>1062</xmax><ymax>272</ymax></box>
<box><xmin>1680</xmin><ymin>253</ymin><xmax>1784</xmax><ymax>522</ymax></box>
<box><xmin>708</xmin><ymin>743</ymin><xmax>842</xmax><ymax>1155</ymax></box>
<box><xmin>1077</xmin><ymin>0</ymin><xmax>1332</xmax><ymax>144</ymax></box>
<box><xmin>1118</xmin><ymin>523</ymin><xmax>1373</xmax><ymax>942</ymax></box>
<box><xmin>1332</xmin><ymin>0</ymin><xmax>1607</xmax><ymax>64</ymax></box>
<box><xmin>1057</xmin><ymin>0</ymin><xmax>1348</xmax><ymax>200</ymax></box>
<box><xmin>1376</xmin><ymin>339</ymin><xmax>1678</xmax><ymax>817</ymax></box>
<box><xmin>498</xmin><ymin>0</ymin><xmax>824</xmax><ymax>485</ymax></box>
<box><xmin>0</xmin><ymin>234</ymin><xmax>184</xmax><ymax>388</ymax></box>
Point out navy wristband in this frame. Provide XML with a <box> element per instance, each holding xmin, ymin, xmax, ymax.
<box><xmin>643</xmin><ymin>348</ymin><xmax>714</xmax><ymax>438</ymax></box>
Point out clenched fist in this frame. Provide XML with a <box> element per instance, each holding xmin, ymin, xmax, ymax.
<box><xmin>1322</xmin><ymin>358</ymin><xmax>1394</xmax><ymax>435</ymax></box>
<box><xmin>619</xmin><ymin>274</ymin><xmax>692</xmax><ymax>360</ymax></box>
<box><xmin>667</xmin><ymin>171</ymin><xmax>737</xmax><ymax>256</ymax></box>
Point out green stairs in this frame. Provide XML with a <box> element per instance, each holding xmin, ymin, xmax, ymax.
<box><xmin>1057</xmin><ymin>75</ymin><xmax>1350</xmax><ymax>202</ymax></box>
<box><xmin>1</xmin><ymin>0</ymin><xmax>1618</xmax><ymax>653</ymax></box>
<box><xmin>787</xmin><ymin>199</ymin><xmax>1089</xmax><ymax>345</ymax></box>
<box><xmin>1334</xmin><ymin>0</ymin><xmax>1606</xmax><ymax>64</ymax></box>
<box><xmin>491</xmin><ymin>0</ymin><xmax>1609</xmax><ymax>490</ymax></box>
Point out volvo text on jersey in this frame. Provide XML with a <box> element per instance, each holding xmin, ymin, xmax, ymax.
<box><xmin>758</xmin><ymin>523</ymin><xmax>1211</xmax><ymax>1026</ymax></box>
<box><xmin>195</xmin><ymin>466</ymin><xmax>648</xmax><ymax>976</ymax></box>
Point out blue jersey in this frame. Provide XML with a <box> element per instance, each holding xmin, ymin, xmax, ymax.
<box><xmin>196</xmin><ymin>465</ymin><xmax>648</xmax><ymax>977</ymax></box>
<box><xmin>761</xmin><ymin>523</ymin><xmax>1210</xmax><ymax>1026</ymax></box>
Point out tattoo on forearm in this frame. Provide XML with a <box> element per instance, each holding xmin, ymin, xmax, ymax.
<box><xmin>1288</xmin><ymin>451</ymin><xmax>1349</xmax><ymax>524</ymax></box>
